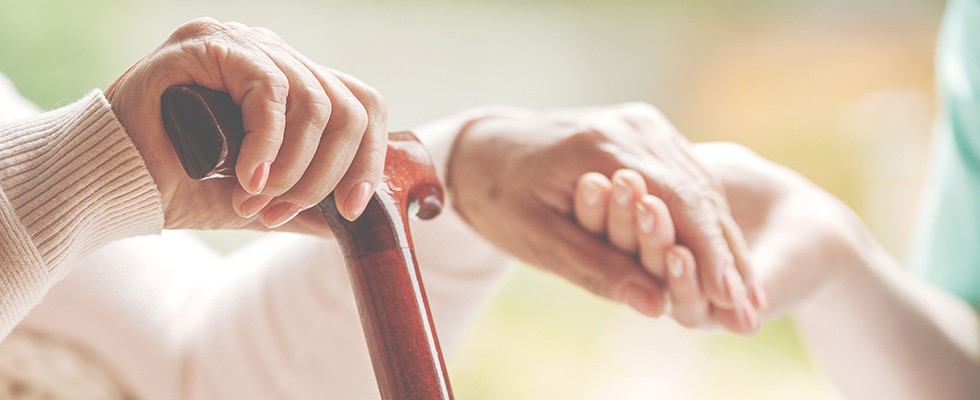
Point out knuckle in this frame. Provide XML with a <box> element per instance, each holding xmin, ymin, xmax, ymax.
<box><xmin>252</xmin><ymin>76</ymin><xmax>290</xmax><ymax>112</ymax></box>
<box><xmin>336</xmin><ymin>103</ymin><xmax>369</xmax><ymax>135</ymax></box>
<box><xmin>361</xmin><ymin>85</ymin><xmax>388</xmax><ymax>116</ymax></box>
<box><xmin>555</xmin><ymin>128</ymin><xmax>619</xmax><ymax>168</ymax></box>
<box><xmin>618</xmin><ymin>101</ymin><xmax>677</xmax><ymax>135</ymax></box>
<box><xmin>564</xmin><ymin>128</ymin><xmax>608</xmax><ymax>147</ymax></box>
<box><xmin>660</xmin><ymin>177</ymin><xmax>698</xmax><ymax>208</ymax></box>
<box><xmin>171</xmin><ymin>17</ymin><xmax>224</xmax><ymax>41</ymax></box>
<box><xmin>223</xmin><ymin>21</ymin><xmax>249</xmax><ymax>32</ymax></box>
<box><xmin>266</xmin><ymin>73</ymin><xmax>291</xmax><ymax>95</ymax></box>
<box><xmin>298</xmin><ymin>88</ymin><xmax>332</xmax><ymax>129</ymax></box>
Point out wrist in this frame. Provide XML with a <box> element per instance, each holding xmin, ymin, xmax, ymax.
<box><xmin>791</xmin><ymin>234</ymin><xmax>891</xmax><ymax>327</ymax></box>
<box><xmin>415</xmin><ymin>107</ymin><xmax>530</xmax><ymax>220</ymax></box>
<box><xmin>105</xmin><ymin>75</ymin><xmax>177</xmax><ymax>216</ymax></box>
<box><xmin>694</xmin><ymin>141</ymin><xmax>878</xmax><ymax>318</ymax></box>
<box><xmin>0</xmin><ymin>91</ymin><xmax>164</xmax><ymax>272</ymax></box>
<box><xmin>782</xmin><ymin>197</ymin><xmax>881</xmax><ymax>317</ymax></box>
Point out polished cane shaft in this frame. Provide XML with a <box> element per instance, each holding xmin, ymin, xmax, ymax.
<box><xmin>161</xmin><ymin>85</ymin><xmax>453</xmax><ymax>400</ymax></box>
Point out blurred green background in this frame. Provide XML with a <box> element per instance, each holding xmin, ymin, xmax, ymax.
<box><xmin>0</xmin><ymin>0</ymin><xmax>946</xmax><ymax>398</ymax></box>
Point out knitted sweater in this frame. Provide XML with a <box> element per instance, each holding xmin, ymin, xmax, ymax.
<box><xmin>0</xmin><ymin>75</ymin><xmax>510</xmax><ymax>399</ymax></box>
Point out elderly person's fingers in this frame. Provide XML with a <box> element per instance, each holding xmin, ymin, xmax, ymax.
<box><xmin>170</xmin><ymin>19</ymin><xmax>293</xmax><ymax>198</ymax></box>
<box><xmin>721</xmin><ymin>213</ymin><xmax>769</xmax><ymax>310</ymax></box>
<box><xmin>541</xmin><ymin>212</ymin><xmax>667</xmax><ymax>317</ymax></box>
<box><xmin>257</xmin><ymin>70</ymin><xmax>367</xmax><ymax>227</ymax></box>
<box><xmin>597</xmin><ymin>103</ymin><xmax>752</xmax><ymax>312</ymax></box>
<box><xmin>324</xmin><ymin>69</ymin><xmax>387</xmax><ymax>221</ymax></box>
<box><xmin>665</xmin><ymin>246</ymin><xmax>759</xmax><ymax>333</ymax></box>
<box><xmin>216</xmin><ymin>23</ymin><xmax>374</xmax><ymax>227</ymax></box>
<box><xmin>607</xmin><ymin>169</ymin><xmax>647</xmax><ymax>252</ymax></box>
<box><xmin>574</xmin><ymin>172</ymin><xmax>613</xmax><ymax>235</ymax></box>
<box><xmin>636</xmin><ymin>194</ymin><xmax>676</xmax><ymax>279</ymax></box>
<box><xmin>588</xmin><ymin>103</ymin><xmax>748</xmax><ymax>308</ymax></box>
<box><xmin>642</xmin><ymin>169</ymin><xmax>747</xmax><ymax>311</ymax></box>
<box><xmin>104</xmin><ymin>18</ymin><xmax>389</xmax><ymax>233</ymax></box>
<box><xmin>252</xmin><ymin>28</ymin><xmax>386</xmax><ymax>222</ymax></box>
<box><xmin>711</xmin><ymin>302</ymin><xmax>759</xmax><ymax>334</ymax></box>
<box><xmin>663</xmin><ymin>246</ymin><xmax>711</xmax><ymax>328</ymax></box>
<box><xmin>222</xmin><ymin>23</ymin><xmax>332</xmax><ymax>209</ymax></box>
<box><xmin>445</xmin><ymin>103</ymin><xmax>765</xmax><ymax>330</ymax></box>
<box><xmin>213</xmin><ymin>23</ymin><xmax>385</xmax><ymax>226</ymax></box>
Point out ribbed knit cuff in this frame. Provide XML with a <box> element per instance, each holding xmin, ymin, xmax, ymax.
<box><xmin>0</xmin><ymin>90</ymin><xmax>164</xmax><ymax>281</ymax></box>
<box><xmin>0</xmin><ymin>189</ymin><xmax>47</xmax><ymax>337</ymax></box>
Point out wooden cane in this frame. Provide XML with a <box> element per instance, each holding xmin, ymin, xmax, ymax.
<box><xmin>161</xmin><ymin>85</ymin><xmax>454</xmax><ymax>400</ymax></box>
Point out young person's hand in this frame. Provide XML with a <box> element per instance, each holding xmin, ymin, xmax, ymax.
<box><xmin>106</xmin><ymin>18</ymin><xmax>387</xmax><ymax>235</ymax></box>
<box><xmin>692</xmin><ymin>143</ymin><xmax>871</xmax><ymax>319</ymax></box>
<box><xmin>568</xmin><ymin>142</ymin><xmax>871</xmax><ymax>332</ymax></box>
<box><xmin>571</xmin><ymin>169</ymin><xmax>763</xmax><ymax>333</ymax></box>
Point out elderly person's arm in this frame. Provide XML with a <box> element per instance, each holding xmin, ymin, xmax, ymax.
<box><xmin>175</xmin><ymin>113</ymin><xmax>513</xmax><ymax>399</ymax></box>
<box><xmin>0</xmin><ymin>17</ymin><xmax>388</xmax><ymax>339</ymax></box>
<box><xmin>16</xmin><ymin>119</ymin><xmax>511</xmax><ymax>399</ymax></box>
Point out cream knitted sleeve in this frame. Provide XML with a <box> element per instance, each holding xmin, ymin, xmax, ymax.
<box><xmin>180</xmin><ymin>113</ymin><xmax>513</xmax><ymax>399</ymax></box>
<box><xmin>3</xmin><ymin>103</ymin><xmax>514</xmax><ymax>399</ymax></box>
<box><xmin>0</xmin><ymin>90</ymin><xmax>164</xmax><ymax>338</ymax></box>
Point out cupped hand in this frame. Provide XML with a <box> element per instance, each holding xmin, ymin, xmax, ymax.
<box><xmin>692</xmin><ymin>143</ymin><xmax>871</xmax><ymax>319</ymax></box>
<box><xmin>569</xmin><ymin>143</ymin><xmax>868</xmax><ymax>332</ymax></box>
<box><xmin>446</xmin><ymin>103</ymin><xmax>759</xmax><ymax>317</ymax></box>
<box><xmin>106</xmin><ymin>18</ymin><xmax>387</xmax><ymax>235</ymax></box>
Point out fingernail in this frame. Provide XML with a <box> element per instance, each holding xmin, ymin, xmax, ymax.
<box><xmin>240</xmin><ymin>194</ymin><xmax>273</xmax><ymax>218</ymax></box>
<box><xmin>581</xmin><ymin>180</ymin><xmax>602</xmax><ymax>206</ymax></box>
<box><xmin>613</xmin><ymin>176</ymin><xmax>632</xmax><ymax>205</ymax></box>
<box><xmin>613</xmin><ymin>175</ymin><xmax>633</xmax><ymax>206</ymax></box>
<box><xmin>262</xmin><ymin>202</ymin><xmax>303</xmax><ymax>228</ymax></box>
<box><xmin>342</xmin><ymin>181</ymin><xmax>374</xmax><ymax>221</ymax></box>
<box><xmin>616</xmin><ymin>282</ymin><xmax>661</xmax><ymax>317</ymax></box>
<box><xmin>636</xmin><ymin>202</ymin><xmax>655</xmax><ymax>233</ymax></box>
<box><xmin>667</xmin><ymin>250</ymin><xmax>684</xmax><ymax>278</ymax></box>
<box><xmin>715</xmin><ymin>255</ymin><xmax>736</xmax><ymax>303</ymax></box>
<box><xmin>249</xmin><ymin>162</ymin><xmax>270</xmax><ymax>194</ymax></box>
<box><xmin>725</xmin><ymin>281</ymin><xmax>751</xmax><ymax>330</ymax></box>
<box><xmin>724</xmin><ymin>268</ymin><xmax>746</xmax><ymax>301</ymax></box>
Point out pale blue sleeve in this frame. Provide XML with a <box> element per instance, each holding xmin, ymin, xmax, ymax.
<box><xmin>908</xmin><ymin>0</ymin><xmax>980</xmax><ymax>306</ymax></box>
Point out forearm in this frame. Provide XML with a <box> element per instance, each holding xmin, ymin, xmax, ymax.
<box><xmin>0</xmin><ymin>91</ymin><xmax>163</xmax><ymax>338</ymax></box>
<box><xmin>792</xmin><ymin>239</ymin><xmax>980</xmax><ymax>399</ymax></box>
<box><xmin>17</xmin><ymin>232</ymin><xmax>221</xmax><ymax>400</ymax></box>
<box><xmin>693</xmin><ymin>142</ymin><xmax>980</xmax><ymax>397</ymax></box>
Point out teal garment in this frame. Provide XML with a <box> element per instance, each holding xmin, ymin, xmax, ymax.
<box><xmin>909</xmin><ymin>0</ymin><xmax>980</xmax><ymax>306</ymax></box>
